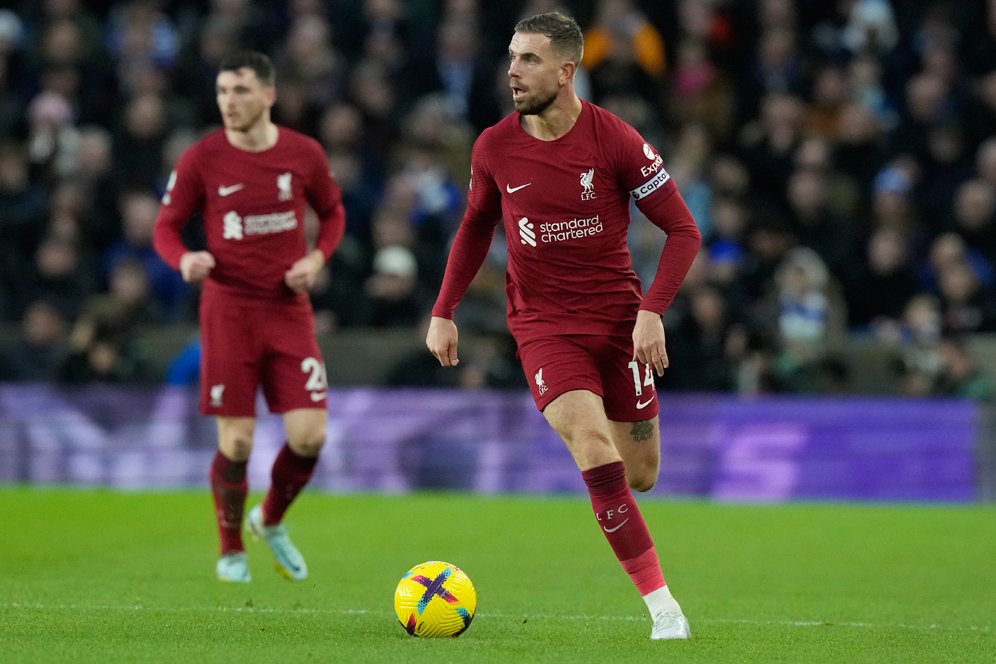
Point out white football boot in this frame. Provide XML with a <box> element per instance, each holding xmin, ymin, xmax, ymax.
<box><xmin>247</xmin><ymin>505</ymin><xmax>308</xmax><ymax>580</ymax></box>
<box><xmin>650</xmin><ymin>610</ymin><xmax>692</xmax><ymax>640</ymax></box>
<box><xmin>216</xmin><ymin>551</ymin><xmax>251</xmax><ymax>583</ymax></box>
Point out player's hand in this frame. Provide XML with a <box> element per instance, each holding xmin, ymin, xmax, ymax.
<box><xmin>426</xmin><ymin>316</ymin><xmax>460</xmax><ymax>367</ymax></box>
<box><xmin>285</xmin><ymin>250</ymin><xmax>325</xmax><ymax>293</ymax></box>
<box><xmin>179</xmin><ymin>251</ymin><xmax>216</xmax><ymax>283</ymax></box>
<box><xmin>633</xmin><ymin>309</ymin><xmax>669</xmax><ymax>376</ymax></box>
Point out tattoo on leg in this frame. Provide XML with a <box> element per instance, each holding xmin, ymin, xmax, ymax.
<box><xmin>630</xmin><ymin>421</ymin><xmax>653</xmax><ymax>443</ymax></box>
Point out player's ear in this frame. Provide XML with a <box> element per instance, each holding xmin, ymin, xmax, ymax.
<box><xmin>264</xmin><ymin>86</ymin><xmax>277</xmax><ymax>108</ymax></box>
<box><xmin>560</xmin><ymin>60</ymin><xmax>577</xmax><ymax>86</ymax></box>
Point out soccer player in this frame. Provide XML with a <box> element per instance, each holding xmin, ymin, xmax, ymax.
<box><xmin>425</xmin><ymin>13</ymin><xmax>701</xmax><ymax>639</ymax></box>
<box><xmin>153</xmin><ymin>51</ymin><xmax>346</xmax><ymax>583</ymax></box>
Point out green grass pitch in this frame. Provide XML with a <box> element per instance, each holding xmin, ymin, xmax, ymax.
<box><xmin>1</xmin><ymin>488</ymin><xmax>994</xmax><ymax>663</ymax></box>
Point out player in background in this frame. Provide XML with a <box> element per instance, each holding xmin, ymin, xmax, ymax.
<box><xmin>426</xmin><ymin>13</ymin><xmax>701</xmax><ymax>639</ymax></box>
<box><xmin>153</xmin><ymin>51</ymin><xmax>346</xmax><ymax>583</ymax></box>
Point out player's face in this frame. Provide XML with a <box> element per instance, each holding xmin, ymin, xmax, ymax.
<box><xmin>216</xmin><ymin>68</ymin><xmax>274</xmax><ymax>132</ymax></box>
<box><xmin>508</xmin><ymin>32</ymin><xmax>567</xmax><ymax>115</ymax></box>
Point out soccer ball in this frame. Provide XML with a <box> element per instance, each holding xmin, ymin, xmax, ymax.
<box><xmin>394</xmin><ymin>560</ymin><xmax>477</xmax><ymax>637</ymax></box>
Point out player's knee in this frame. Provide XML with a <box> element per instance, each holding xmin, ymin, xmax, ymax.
<box><xmin>627</xmin><ymin>460</ymin><xmax>659</xmax><ymax>493</ymax></box>
<box><xmin>628</xmin><ymin>473</ymin><xmax>657</xmax><ymax>493</ymax></box>
<box><xmin>572</xmin><ymin>430</ymin><xmax>617</xmax><ymax>465</ymax></box>
<box><xmin>224</xmin><ymin>436</ymin><xmax>253</xmax><ymax>461</ymax></box>
<box><xmin>289</xmin><ymin>431</ymin><xmax>326</xmax><ymax>458</ymax></box>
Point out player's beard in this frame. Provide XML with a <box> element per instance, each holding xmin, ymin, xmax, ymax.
<box><xmin>514</xmin><ymin>89</ymin><xmax>557</xmax><ymax>116</ymax></box>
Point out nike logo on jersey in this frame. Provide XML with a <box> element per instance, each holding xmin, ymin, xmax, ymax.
<box><xmin>603</xmin><ymin>518</ymin><xmax>630</xmax><ymax>533</ymax></box>
<box><xmin>218</xmin><ymin>183</ymin><xmax>245</xmax><ymax>197</ymax></box>
<box><xmin>310</xmin><ymin>391</ymin><xmax>327</xmax><ymax>402</ymax></box>
<box><xmin>506</xmin><ymin>182</ymin><xmax>532</xmax><ymax>193</ymax></box>
<box><xmin>636</xmin><ymin>395</ymin><xmax>656</xmax><ymax>410</ymax></box>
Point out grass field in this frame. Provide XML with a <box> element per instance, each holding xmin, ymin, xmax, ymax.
<box><xmin>1</xmin><ymin>488</ymin><xmax>994</xmax><ymax>663</ymax></box>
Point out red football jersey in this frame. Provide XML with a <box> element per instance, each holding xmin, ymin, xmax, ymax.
<box><xmin>154</xmin><ymin>127</ymin><xmax>344</xmax><ymax>301</ymax></box>
<box><xmin>433</xmin><ymin>100</ymin><xmax>697</xmax><ymax>343</ymax></box>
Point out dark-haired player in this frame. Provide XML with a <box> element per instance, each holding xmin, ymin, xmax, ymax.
<box><xmin>426</xmin><ymin>13</ymin><xmax>700</xmax><ymax>639</ymax></box>
<box><xmin>154</xmin><ymin>51</ymin><xmax>345</xmax><ymax>583</ymax></box>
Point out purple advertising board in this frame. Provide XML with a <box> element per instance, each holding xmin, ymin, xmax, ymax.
<box><xmin>0</xmin><ymin>386</ymin><xmax>980</xmax><ymax>502</ymax></box>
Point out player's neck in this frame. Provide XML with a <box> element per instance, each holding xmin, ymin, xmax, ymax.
<box><xmin>225</xmin><ymin>121</ymin><xmax>278</xmax><ymax>152</ymax></box>
<box><xmin>521</xmin><ymin>96</ymin><xmax>583</xmax><ymax>141</ymax></box>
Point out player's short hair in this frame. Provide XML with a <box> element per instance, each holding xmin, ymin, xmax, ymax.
<box><xmin>514</xmin><ymin>12</ymin><xmax>584</xmax><ymax>64</ymax></box>
<box><xmin>218</xmin><ymin>51</ymin><xmax>276</xmax><ymax>87</ymax></box>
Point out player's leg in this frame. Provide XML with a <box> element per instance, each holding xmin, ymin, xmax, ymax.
<box><xmin>544</xmin><ymin>397</ymin><xmax>687</xmax><ymax>639</ymax></box>
<box><xmin>520</xmin><ymin>337</ymin><xmax>687</xmax><ymax>637</ymax></box>
<box><xmin>543</xmin><ymin>389</ymin><xmax>621</xmax><ymax>469</ymax></box>
<box><xmin>250</xmin><ymin>304</ymin><xmax>328</xmax><ymax>580</ymax></box>
<box><xmin>608</xmin><ymin>417</ymin><xmax>660</xmax><ymax>492</ymax></box>
<box><xmin>607</xmin><ymin>413</ymin><xmax>688</xmax><ymax>637</ymax></box>
<box><xmin>211</xmin><ymin>416</ymin><xmax>256</xmax><ymax>582</ymax></box>
<box><xmin>600</xmin><ymin>333</ymin><xmax>662</xmax><ymax>492</ymax></box>
<box><xmin>199</xmin><ymin>289</ymin><xmax>261</xmax><ymax>581</ymax></box>
<box><xmin>595</xmin><ymin>336</ymin><xmax>690</xmax><ymax>639</ymax></box>
<box><xmin>263</xmin><ymin>406</ymin><xmax>327</xmax><ymax>525</ymax></box>
<box><xmin>245</xmin><ymin>408</ymin><xmax>324</xmax><ymax>581</ymax></box>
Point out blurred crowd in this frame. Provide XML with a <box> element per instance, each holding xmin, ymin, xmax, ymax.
<box><xmin>0</xmin><ymin>0</ymin><xmax>993</xmax><ymax>399</ymax></box>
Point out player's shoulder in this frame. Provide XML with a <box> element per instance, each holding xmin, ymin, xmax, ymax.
<box><xmin>582</xmin><ymin>100</ymin><xmax>637</xmax><ymax>137</ymax></box>
<box><xmin>477</xmin><ymin>113</ymin><xmax>520</xmax><ymax>148</ymax></box>
<box><xmin>190</xmin><ymin>128</ymin><xmax>230</xmax><ymax>154</ymax></box>
<box><xmin>275</xmin><ymin>126</ymin><xmax>327</xmax><ymax>167</ymax></box>
<box><xmin>276</xmin><ymin>126</ymin><xmax>323</xmax><ymax>151</ymax></box>
<box><xmin>174</xmin><ymin>129</ymin><xmax>226</xmax><ymax>171</ymax></box>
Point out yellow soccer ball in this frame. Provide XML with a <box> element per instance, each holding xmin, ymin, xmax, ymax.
<box><xmin>394</xmin><ymin>560</ymin><xmax>477</xmax><ymax>637</ymax></box>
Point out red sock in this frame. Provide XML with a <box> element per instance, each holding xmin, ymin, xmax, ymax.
<box><xmin>581</xmin><ymin>461</ymin><xmax>666</xmax><ymax>595</ymax></box>
<box><xmin>210</xmin><ymin>451</ymin><xmax>247</xmax><ymax>555</ymax></box>
<box><xmin>262</xmin><ymin>443</ymin><xmax>318</xmax><ymax>525</ymax></box>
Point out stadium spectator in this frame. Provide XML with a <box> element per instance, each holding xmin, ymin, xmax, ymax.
<box><xmin>70</xmin><ymin>126</ymin><xmax>120</xmax><ymax>254</ymax></box>
<box><xmin>112</xmin><ymin>92</ymin><xmax>171</xmax><ymax>190</ymax></box>
<box><xmin>951</xmin><ymin>179</ymin><xmax>996</xmax><ymax>260</ymax></box>
<box><xmin>57</xmin><ymin>280</ymin><xmax>155</xmax><ymax>385</ymax></box>
<box><xmin>785</xmin><ymin>166</ymin><xmax>856</xmax><ymax>276</ymax></box>
<box><xmin>18</xmin><ymin>234</ymin><xmax>94</xmax><ymax>322</ymax></box>
<box><xmin>0</xmin><ymin>298</ymin><xmax>68</xmax><ymax>381</ymax></box>
<box><xmin>0</xmin><ymin>141</ymin><xmax>49</xmax><ymax>319</ymax></box>
<box><xmin>152</xmin><ymin>51</ymin><xmax>346</xmax><ymax>584</ymax></box>
<box><xmin>845</xmin><ymin>226</ymin><xmax>920</xmax><ymax>330</ymax></box>
<box><xmin>738</xmin><ymin>92</ymin><xmax>805</xmax><ymax>209</ymax></box>
<box><xmin>767</xmin><ymin>246</ymin><xmax>847</xmax><ymax>392</ymax></box>
<box><xmin>581</xmin><ymin>0</ymin><xmax>666</xmax><ymax>104</ymax></box>
<box><xmin>661</xmin><ymin>283</ymin><xmax>740</xmax><ymax>392</ymax></box>
<box><xmin>274</xmin><ymin>15</ymin><xmax>342</xmax><ymax>113</ymax></box>
<box><xmin>933</xmin><ymin>336</ymin><xmax>995</xmax><ymax>401</ymax></box>
<box><xmin>426</xmin><ymin>13</ymin><xmax>699</xmax><ymax>640</ymax></box>
<box><xmin>885</xmin><ymin>293</ymin><xmax>944</xmax><ymax>397</ymax></box>
<box><xmin>364</xmin><ymin>244</ymin><xmax>424</xmax><ymax>328</ymax></box>
<box><xmin>936</xmin><ymin>259</ymin><xmax>996</xmax><ymax>335</ymax></box>
<box><xmin>103</xmin><ymin>187</ymin><xmax>189</xmax><ymax>321</ymax></box>
<box><xmin>976</xmin><ymin>137</ymin><xmax>996</xmax><ymax>189</ymax></box>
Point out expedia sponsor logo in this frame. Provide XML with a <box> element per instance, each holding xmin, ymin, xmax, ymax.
<box><xmin>538</xmin><ymin>215</ymin><xmax>602</xmax><ymax>243</ymax></box>
<box><xmin>640</xmin><ymin>155</ymin><xmax>663</xmax><ymax>178</ymax></box>
<box><xmin>631</xmin><ymin>168</ymin><xmax>671</xmax><ymax>200</ymax></box>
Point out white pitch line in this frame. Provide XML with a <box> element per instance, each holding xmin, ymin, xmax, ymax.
<box><xmin>0</xmin><ymin>603</ymin><xmax>991</xmax><ymax>634</ymax></box>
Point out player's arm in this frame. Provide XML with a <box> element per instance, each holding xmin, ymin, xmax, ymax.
<box><xmin>286</xmin><ymin>141</ymin><xmax>347</xmax><ymax>293</ymax></box>
<box><xmin>427</xmin><ymin>138</ymin><xmax>501</xmax><ymax>368</ymax></box>
<box><xmin>426</xmin><ymin>208</ymin><xmax>500</xmax><ymax>368</ymax></box>
<box><xmin>153</xmin><ymin>150</ymin><xmax>215</xmax><ymax>283</ymax></box>
<box><xmin>633</xmin><ymin>187</ymin><xmax>701</xmax><ymax>375</ymax></box>
<box><xmin>616</xmin><ymin>125</ymin><xmax>701</xmax><ymax>375</ymax></box>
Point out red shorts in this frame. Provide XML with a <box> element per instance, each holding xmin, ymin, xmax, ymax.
<box><xmin>516</xmin><ymin>334</ymin><xmax>659</xmax><ymax>422</ymax></box>
<box><xmin>199</xmin><ymin>290</ymin><xmax>327</xmax><ymax>416</ymax></box>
